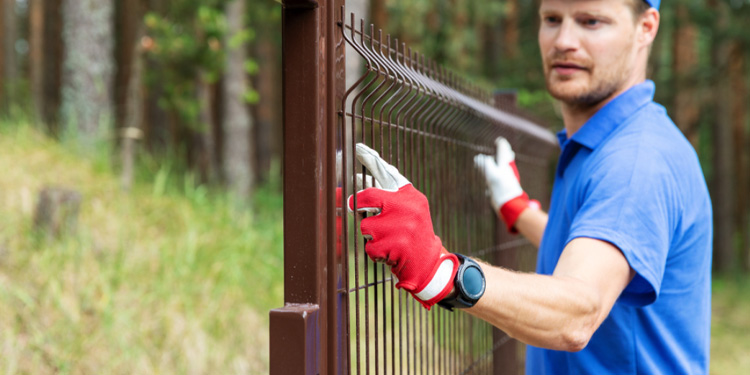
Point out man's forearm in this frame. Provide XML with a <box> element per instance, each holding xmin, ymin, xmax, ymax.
<box><xmin>464</xmin><ymin>238</ymin><xmax>634</xmax><ymax>352</ymax></box>
<box><xmin>465</xmin><ymin>265</ymin><xmax>600</xmax><ymax>351</ymax></box>
<box><xmin>514</xmin><ymin>208</ymin><xmax>548</xmax><ymax>247</ymax></box>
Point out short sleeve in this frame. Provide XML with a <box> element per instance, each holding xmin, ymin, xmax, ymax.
<box><xmin>567</xmin><ymin>147</ymin><xmax>673</xmax><ymax>307</ymax></box>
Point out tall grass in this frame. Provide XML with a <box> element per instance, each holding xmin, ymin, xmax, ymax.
<box><xmin>712</xmin><ymin>275</ymin><xmax>750</xmax><ymax>375</ymax></box>
<box><xmin>2</xmin><ymin>120</ymin><xmax>749</xmax><ymax>374</ymax></box>
<box><xmin>0</xmin><ymin>122</ymin><xmax>282</xmax><ymax>374</ymax></box>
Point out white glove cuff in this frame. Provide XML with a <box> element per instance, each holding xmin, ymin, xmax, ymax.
<box><xmin>414</xmin><ymin>257</ymin><xmax>455</xmax><ymax>302</ymax></box>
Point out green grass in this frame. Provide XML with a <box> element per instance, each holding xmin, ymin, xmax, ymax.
<box><xmin>712</xmin><ymin>275</ymin><xmax>750</xmax><ymax>375</ymax></box>
<box><xmin>0</xmin><ymin>122</ymin><xmax>282</xmax><ymax>374</ymax></box>
<box><xmin>1</xmin><ymin>121</ymin><xmax>749</xmax><ymax>374</ymax></box>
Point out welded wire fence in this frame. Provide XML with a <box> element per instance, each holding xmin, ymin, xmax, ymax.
<box><xmin>270</xmin><ymin>2</ymin><xmax>557</xmax><ymax>374</ymax></box>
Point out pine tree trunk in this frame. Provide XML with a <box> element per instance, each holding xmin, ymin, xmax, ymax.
<box><xmin>42</xmin><ymin>0</ymin><xmax>63</xmax><ymax>133</ymax></box>
<box><xmin>0</xmin><ymin>0</ymin><xmax>5</xmax><ymax>108</ymax></box>
<box><xmin>61</xmin><ymin>0</ymin><xmax>115</xmax><ymax>150</ymax></box>
<box><xmin>253</xmin><ymin>28</ymin><xmax>276</xmax><ymax>184</ymax></box>
<box><xmin>29</xmin><ymin>0</ymin><xmax>44</xmax><ymax>122</ymax></box>
<box><xmin>728</xmin><ymin>42</ymin><xmax>749</xmax><ymax>271</ymax></box>
<box><xmin>503</xmin><ymin>0</ymin><xmax>519</xmax><ymax>59</ymax></box>
<box><xmin>481</xmin><ymin>21</ymin><xmax>501</xmax><ymax>79</ymax></box>
<box><xmin>114</xmin><ymin>0</ymin><xmax>142</xmax><ymax>134</ymax></box>
<box><xmin>1</xmin><ymin>0</ymin><xmax>18</xmax><ymax>109</ymax></box>
<box><xmin>197</xmin><ymin>69</ymin><xmax>218</xmax><ymax>183</ymax></box>
<box><xmin>672</xmin><ymin>4</ymin><xmax>700</xmax><ymax>148</ymax></box>
<box><xmin>370</xmin><ymin>0</ymin><xmax>385</xmax><ymax>28</ymax></box>
<box><xmin>120</xmin><ymin>21</ymin><xmax>145</xmax><ymax>191</ymax></box>
<box><xmin>711</xmin><ymin>1</ymin><xmax>735</xmax><ymax>273</ymax></box>
<box><xmin>222</xmin><ymin>0</ymin><xmax>254</xmax><ymax>199</ymax></box>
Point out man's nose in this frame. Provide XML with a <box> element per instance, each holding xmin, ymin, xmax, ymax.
<box><xmin>553</xmin><ymin>19</ymin><xmax>579</xmax><ymax>52</ymax></box>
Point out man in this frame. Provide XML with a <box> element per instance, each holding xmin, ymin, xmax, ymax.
<box><xmin>348</xmin><ymin>0</ymin><xmax>712</xmax><ymax>373</ymax></box>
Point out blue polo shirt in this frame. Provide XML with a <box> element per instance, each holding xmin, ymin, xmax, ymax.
<box><xmin>526</xmin><ymin>81</ymin><xmax>713</xmax><ymax>374</ymax></box>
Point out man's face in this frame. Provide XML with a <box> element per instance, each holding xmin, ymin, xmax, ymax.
<box><xmin>538</xmin><ymin>0</ymin><xmax>641</xmax><ymax>108</ymax></box>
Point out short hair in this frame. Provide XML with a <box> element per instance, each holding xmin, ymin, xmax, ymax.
<box><xmin>629</xmin><ymin>0</ymin><xmax>652</xmax><ymax>19</ymax></box>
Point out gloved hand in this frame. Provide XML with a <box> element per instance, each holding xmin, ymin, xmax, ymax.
<box><xmin>348</xmin><ymin>143</ymin><xmax>459</xmax><ymax>310</ymax></box>
<box><xmin>474</xmin><ymin>137</ymin><xmax>540</xmax><ymax>233</ymax></box>
<box><xmin>335</xmin><ymin>152</ymin><xmax>378</xmax><ymax>258</ymax></box>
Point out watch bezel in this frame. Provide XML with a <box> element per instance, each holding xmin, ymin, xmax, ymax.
<box><xmin>437</xmin><ymin>253</ymin><xmax>486</xmax><ymax>311</ymax></box>
<box><xmin>457</xmin><ymin>260</ymin><xmax>486</xmax><ymax>301</ymax></box>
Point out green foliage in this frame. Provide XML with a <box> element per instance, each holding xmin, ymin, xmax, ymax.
<box><xmin>144</xmin><ymin>0</ymin><xmax>260</xmax><ymax>129</ymax></box>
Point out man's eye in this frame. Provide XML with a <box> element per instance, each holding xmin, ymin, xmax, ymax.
<box><xmin>544</xmin><ymin>16</ymin><xmax>561</xmax><ymax>25</ymax></box>
<box><xmin>581</xmin><ymin>18</ymin><xmax>600</xmax><ymax>27</ymax></box>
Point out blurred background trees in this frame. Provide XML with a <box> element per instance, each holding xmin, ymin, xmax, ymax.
<box><xmin>0</xmin><ymin>0</ymin><xmax>748</xmax><ymax>273</ymax></box>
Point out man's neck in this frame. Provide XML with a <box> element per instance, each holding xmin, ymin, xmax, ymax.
<box><xmin>561</xmin><ymin>102</ymin><xmax>605</xmax><ymax>138</ymax></box>
<box><xmin>561</xmin><ymin>77</ymin><xmax>647</xmax><ymax>138</ymax></box>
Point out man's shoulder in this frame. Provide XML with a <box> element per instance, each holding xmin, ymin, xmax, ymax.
<box><xmin>598</xmin><ymin>102</ymin><xmax>697</xmax><ymax>166</ymax></box>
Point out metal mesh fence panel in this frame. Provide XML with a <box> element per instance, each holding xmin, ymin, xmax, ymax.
<box><xmin>337</xmin><ymin>9</ymin><xmax>557</xmax><ymax>375</ymax></box>
<box><xmin>270</xmin><ymin>2</ymin><xmax>557</xmax><ymax>374</ymax></box>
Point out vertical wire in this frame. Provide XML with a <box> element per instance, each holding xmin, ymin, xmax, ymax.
<box><xmin>352</xmin><ymin>17</ymin><xmax>363</xmax><ymax>374</ymax></box>
<box><xmin>342</xmin><ymin>12</ymin><xmax>353</xmax><ymax>374</ymax></box>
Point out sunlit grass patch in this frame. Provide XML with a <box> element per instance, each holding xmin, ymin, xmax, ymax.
<box><xmin>712</xmin><ymin>275</ymin><xmax>750</xmax><ymax>375</ymax></box>
<box><xmin>0</xmin><ymin>122</ymin><xmax>281</xmax><ymax>374</ymax></box>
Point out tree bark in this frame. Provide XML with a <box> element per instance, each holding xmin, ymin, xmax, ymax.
<box><xmin>0</xmin><ymin>0</ymin><xmax>4</xmax><ymax>108</ymax></box>
<box><xmin>503</xmin><ymin>0</ymin><xmax>519</xmax><ymax>59</ymax></box>
<box><xmin>672</xmin><ymin>4</ymin><xmax>700</xmax><ymax>148</ymax></box>
<box><xmin>114</xmin><ymin>0</ymin><xmax>143</xmax><ymax>134</ymax></box>
<box><xmin>222</xmin><ymin>0</ymin><xmax>254</xmax><ymax>199</ymax></box>
<box><xmin>61</xmin><ymin>0</ymin><xmax>115</xmax><ymax>150</ymax></box>
<box><xmin>197</xmin><ymin>69</ymin><xmax>218</xmax><ymax>183</ymax></box>
<box><xmin>29</xmin><ymin>0</ymin><xmax>44</xmax><ymax>122</ymax></box>
<box><xmin>1</xmin><ymin>0</ymin><xmax>18</xmax><ymax>109</ymax></box>
<box><xmin>120</xmin><ymin>15</ymin><xmax>145</xmax><ymax>191</ymax></box>
<box><xmin>728</xmin><ymin>42</ymin><xmax>749</xmax><ymax>271</ymax></box>
<box><xmin>42</xmin><ymin>0</ymin><xmax>63</xmax><ymax>133</ymax></box>
<box><xmin>253</xmin><ymin>28</ymin><xmax>276</xmax><ymax>184</ymax></box>
<box><xmin>370</xmin><ymin>0</ymin><xmax>385</xmax><ymax>29</ymax></box>
<box><xmin>711</xmin><ymin>1</ymin><xmax>735</xmax><ymax>273</ymax></box>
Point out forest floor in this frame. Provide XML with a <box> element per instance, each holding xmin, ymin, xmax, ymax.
<box><xmin>0</xmin><ymin>122</ymin><xmax>747</xmax><ymax>374</ymax></box>
<box><xmin>0</xmin><ymin>122</ymin><xmax>282</xmax><ymax>374</ymax></box>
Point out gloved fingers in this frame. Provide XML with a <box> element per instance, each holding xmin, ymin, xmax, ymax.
<box><xmin>473</xmin><ymin>154</ymin><xmax>497</xmax><ymax>174</ymax></box>
<box><xmin>495</xmin><ymin>137</ymin><xmax>516</xmax><ymax>165</ymax></box>
<box><xmin>335</xmin><ymin>150</ymin><xmax>343</xmax><ymax>185</ymax></box>
<box><xmin>355</xmin><ymin>173</ymin><xmax>381</xmax><ymax>191</ymax></box>
<box><xmin>355</xmin><ymin>143</ymin><xmax>410</xmax><ymax>191</ymax></box>
<box><xmin>363</xmin><ymin>240</ymin><xmax>388</xmax><ymax>263</ymax></box>
<box><xmin>474</xmin><ymin>154</ymin><xmax>502</xmax><ymax>183</ymax></box>
<box><xmin>359</xmin><ymin>221</ymin><xmax>387</xmax><ymax>260</ymax></box>
<box><xmin>347</xmin><ymin>186</ymin><xmax>397</xmax><ymax>214</ymax></box>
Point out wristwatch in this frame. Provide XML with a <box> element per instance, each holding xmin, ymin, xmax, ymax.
<box><xmin>438</xmin><ymin>253</ymin><xmax>486</xmax><ymax>311</ymax></box>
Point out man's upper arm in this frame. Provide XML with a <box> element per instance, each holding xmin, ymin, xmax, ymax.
<box><xmin>553</xmin><ymin>237</ymin><xmax>635</xmax><ymax>323</ymax></box>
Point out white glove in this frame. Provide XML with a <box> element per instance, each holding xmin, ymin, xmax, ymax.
<box><xmin>474</xmin><ymin>137</ymin><xmax>538</xmax><ymax>232</ymax></box>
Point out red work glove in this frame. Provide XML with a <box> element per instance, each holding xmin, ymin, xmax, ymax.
<box><xmin>474</xmin><ymin>137</ymin><xmax>540</xmax><ymax>233</ymax></box>
<box><xmin>348</xmin><ymin>144</ymin><xmax>459</xmax><ymax>310</ymax></box>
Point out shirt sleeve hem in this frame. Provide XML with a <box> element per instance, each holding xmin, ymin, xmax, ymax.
<box><xmin>566</xmin><ymin>228</ymin><xmax>661</xmax><ymax>307</ymax></box>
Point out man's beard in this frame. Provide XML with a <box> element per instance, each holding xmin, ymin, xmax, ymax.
<box><xmin>546</xmin><ymin>75</ymin><xmax>621</xmax><ymax>110</ymax></box>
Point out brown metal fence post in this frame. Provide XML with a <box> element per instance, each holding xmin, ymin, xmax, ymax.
<box><xmin>270</xmin><ymin>0</ymin><xmax>345</xmax><ymax>374</ymax></box>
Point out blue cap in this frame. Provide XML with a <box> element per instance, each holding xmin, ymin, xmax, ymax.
<box><xmin>644</xmin><ymin>0</ymin><xmax>660</xmax><ymax>9</ymax></box>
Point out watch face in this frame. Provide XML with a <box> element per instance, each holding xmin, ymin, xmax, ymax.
<box><xmin>462</xmin><ymin>265</ymin><xmax>485</xmax><ymax>298</ymax></box>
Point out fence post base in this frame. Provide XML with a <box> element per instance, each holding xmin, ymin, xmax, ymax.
<box><xmin>270</xmin><ymin>304</ymin><xmax>320</xmax><ymax>375</ymax></box>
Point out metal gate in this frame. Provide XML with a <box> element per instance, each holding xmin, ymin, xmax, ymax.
<box><xmin>270</xmin><ymin>1</ymin><xmax>558</xmax><ymax>374</ymax></box>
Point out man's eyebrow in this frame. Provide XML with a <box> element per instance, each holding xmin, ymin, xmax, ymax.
<box><xmin>538</xmin><ymin>8</ymin><xmax>560</xmax><ymax>17</ymax></box>
<box><xmin>573</xmin><ymin>11</ymin><xmax>609</xmax><ymax>17</ymax></box>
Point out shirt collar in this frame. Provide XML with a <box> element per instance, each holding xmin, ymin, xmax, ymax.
<box><xmin>556</xmin><ymin>80</ymin><xmax>655</xmax><ymax>150</ymax></box>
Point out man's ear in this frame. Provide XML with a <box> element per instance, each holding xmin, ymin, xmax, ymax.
<box><xmin>638</xmin><ymin>8</ymin><xmax>660</xmax><ymax>48</ymax></box>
